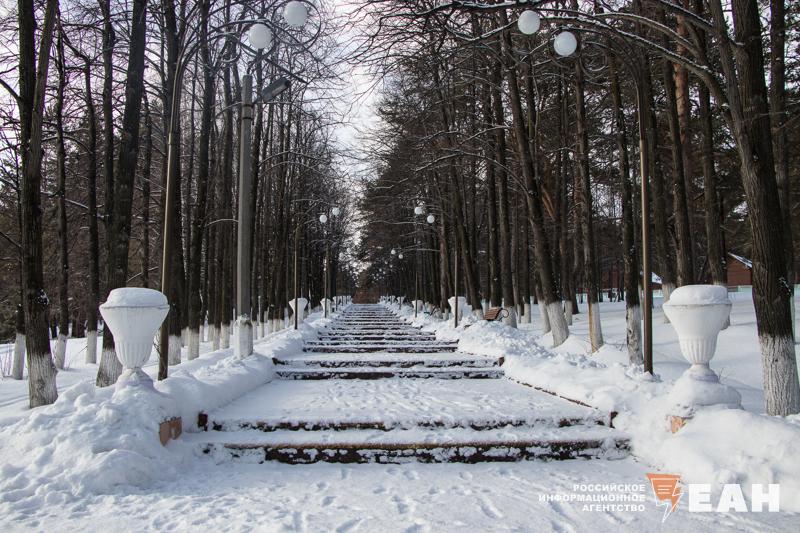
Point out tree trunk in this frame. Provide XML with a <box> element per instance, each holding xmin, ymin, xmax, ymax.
<box><xmin>81</xmin><ymin>55</ymin><xmax>100</xmax><ymax>365</ymax></box>
<box><xmin>18</xmin><ymin>0</ymin><xmax>60</xmax><ymax>406</ymax></box>
<box><xmin>498</xmin><ymin>9</ymin><xmax>566</xmax><ymax>344</ymax></box>
<box><xmin>490</xmin><ymin>53</ymin><xmax>516</xmax><ymax>326</ymax></box>
<box><xmin>573</xmin><ymin>50</ymin><xmax>603</xmax><ymax>352</ymax></box>
<box><xmin>97</xmin><ymin>0</ymin><xmax>148</xmax><ymax>387</ymax></box>
<box><xmin>54</xmin><ymin>31</ymin><xmax>69</xmax><ymax>370</ymax></box>
<box><xmin>610</xmin><ymin>56</ymin><xmax>642</xmax><ymax>365</ymax></box>
<box><xmin>709</xmin><ymin>0</ymin><xmax>799</xmax><ymax>414</ymax></box>
<box><xmin>188</xmin><ymin>0</ymin><xmax>215</xmax><ymax>360</ymax></box>
<box><xmin>768</xmin><ymin>0</ymin><xmax>795</xmax><ymax>340</ymax></box>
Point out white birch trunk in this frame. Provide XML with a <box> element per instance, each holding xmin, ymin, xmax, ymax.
<box><xmin>523</xmin><ymin>302</ymin><xmax>531</xmax><ymax>324</ymax></box>
<box><xmin>564</xmin><ymin>300</ymin><xmax>573</xmax><ymax>326</ymax></box>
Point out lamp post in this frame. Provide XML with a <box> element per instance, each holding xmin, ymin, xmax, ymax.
<box><xmin>235</xmin><ymin>43</ymin><xmax>292</xmax><ymax>357</ymax></box>
<box><xmin>517</xmin><ymin>8</ymin><xmax>652</xmax><ymax>373</ymax></box>
<box><xmin>413</xmin><ymin>205</ymin><xmax>426</xmax><ymax>318</ymax></box>
<box><xmin>158</xmin><ymin>1</ymin><xmax>314</xmax><ymax>370</ymax></box>
<box><xmin>319</xmin><ymin>206</ymin><xmax>338</xmax><ymax>318</ymax></box>
<box><xmin>319</xmin><ymin>213</ymin><xmax>329</xmax><ymax>317</ymax></box>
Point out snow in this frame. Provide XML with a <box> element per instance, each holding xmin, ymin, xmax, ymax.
<box><xmin>666</xmin><ymin>284</ymin><xmax>731</xmax><ymax>305</ymax></box>
<box><xmin>383</xmin><ymin>296</ymin><xmax>800</xmax><ymax>513</ymax></box>
<box><xmin>101</xmin><ymin>287</ymin><xmax>169</xmax><ymax>308</ymax></box>
<box><xmin>0</xmin><ymin>313</ymin><xmax>326</xmax><ymax>511</ymax></box>
<box><xmin>206</xmin><ymin>377</ymin><xmax>602</xmax><ymax>428</ymax></box>
<box><xmin>0</xmin><ymin>299</ymin><xmax>798</xmax><ymax>529</ymax></box>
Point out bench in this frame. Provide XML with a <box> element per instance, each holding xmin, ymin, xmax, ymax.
<box><xmin>484</xmin><ymin>307</ymin><xmax>509</xmax><ymax>322</ymax></box>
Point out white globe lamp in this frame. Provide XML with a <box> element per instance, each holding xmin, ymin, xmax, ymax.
<box><xmin>248</xmin><ymin>23</ymin><xmax>272</xmax><ymax>50</ymax></box>
<box><xmin>331</xmin><ymin>206</ymin><xmax>341</xmax><ymax>216</ymax></box>
<box><xmin>554</xmin><ymin>31</ymin><xmax>578</xmax><ymax>57</ymax></box>
<box><xmin>391</xmin><ymin>249</ymin><xmax>396</xmax><ymax>255</ymax></box>
<box><xmin>319</xmin><ymin>214</ymin><xmax>328</xmax><ymax>224</ymax></box>
<box><xmin>427</xmin><ymin>214</ymin><xmax>435</xmax><ymax>224</ymax></box>
<box><xmin>414</xmin><ymin>205</ymin><xmax>424</xmax><ymax>216</ymax></box>
<box><xmin>398</xmin><ymin>253</ymin><xmax>404</xmax><ymax>259</ymax></box>
<box><xmin>283</xmin><ymin>1</ymin><xmax>308</xmax><ymax>28</ymax></box>
<box><xmin>518</xmin><ymin>10</ymin><xmax>541</xmax><ymax>35</ymax></box>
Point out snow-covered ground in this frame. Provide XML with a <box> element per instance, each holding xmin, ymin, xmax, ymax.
<box><xmin>0</xmin><ymin>297</ymin><xmax>798</xmax><ymax>532</ymax></box>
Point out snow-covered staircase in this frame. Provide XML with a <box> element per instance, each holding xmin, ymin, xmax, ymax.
<box><xmin>193</xmin><ymin>304</ymin><xmax>629</xmax><ymax>464</ymax></box>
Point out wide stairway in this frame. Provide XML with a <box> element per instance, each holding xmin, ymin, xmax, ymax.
<box><xmin>194</xmin><ymin>304</ymin><xmax>629</xmax><ymax>464</ymax></box>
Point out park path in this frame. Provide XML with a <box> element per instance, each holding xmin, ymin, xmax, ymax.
<box><xmin>189</xmin><ymin>304</ymin><xmax>628</xmax><ymax>463</ymax></box>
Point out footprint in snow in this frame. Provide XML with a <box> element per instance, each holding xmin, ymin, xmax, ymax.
<box><xmin>403</xmin><ymin>469</ymin><xmax>420</xmax><ymax>480</ymax></box>
<box><xmin>336</xmin><ymin>518</ymin><xmax>365</xmax><ymax>533</ymax></box>
<box><xmin>393</xmin><ymin>495</ymin><xmax>415</xmax><ymax>515</ymax></box>
<box><xmin>403</xmin><ymin>522</ymin><xmax>430</xmax><ymax>533</ymax></box>
<box><xmin>321</xmin><ymin>495</ymin><xmax>336</xmax><ymax>507</ymax></box>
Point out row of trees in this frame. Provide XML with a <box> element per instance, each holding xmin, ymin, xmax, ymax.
<box><xmin>350</xmin><ymin>0</ymin><xmax>799</xmax><ymax>415</ymax></box>
<box><xmin>0</xmin><ymin>0</ymin><xmax>354</xmax><ymax>406</ymax></box>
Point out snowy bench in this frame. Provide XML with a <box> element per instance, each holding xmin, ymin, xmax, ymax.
<box><xmin>483</xmin><ymin>307</ymin><xmax>508</xmax><ymax>322</ymax></box>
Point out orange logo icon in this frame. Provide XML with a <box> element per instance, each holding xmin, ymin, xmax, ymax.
<box><xmin>646</xmin><ymin>473</ymin><xmax>682</xmax><ymax>522</ymax></box>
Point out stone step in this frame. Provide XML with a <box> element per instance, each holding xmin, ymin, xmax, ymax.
<box><xmin>274</xmin><ymin>354</ymin><xmax>500</xmax><ymax>368</ymax></box>
<box><xmin>306</xmin><ymin>339</ymin><xmax>456</xmax><ymax>346</ymax></box>
<box><xmin>276</xmin><ymin>367</ymin><xmax>503</xmax><ymax>379</ymax></box>
<box><xmin>303</xmin><ymin>345</ymin><xmax>459</xmax><ymax>354</ymax></box>
<box><xmin>206</xmin><ymin>415</ymin><xmax>603</xmax><ymax>433</ymax></box>
<box><xmin>194</xmin><ymin>426</ymin><xmax>629</xmax><ymax>464</ymax></box>
<box><xmin>317</xmin><ymin>334</ymin><xmax>437</xmax><ymax>341</ymax></box>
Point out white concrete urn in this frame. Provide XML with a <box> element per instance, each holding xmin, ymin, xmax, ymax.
<box><xmin>289</xmin><ymin>297</ymin><xmax>308</xmax><ymax>319</ymax></box>
<box><xmin>447</xmin><ymin>296</ymin><xmax>470</xmax><ymax>320</ymax></box>
<box><xmin>100</xmin><ymin>287</ymin><xmax>169</xmax><ymax>389</ymax></box>
<box><xmin>662</xmin><ymin>284</ymin><xmax>741</xmax><ymax>413</ymax></box>
<box><xmin>320</xmin><ymin>298</ymin><xmax>332</xmax><ymax>314</ymax></box>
